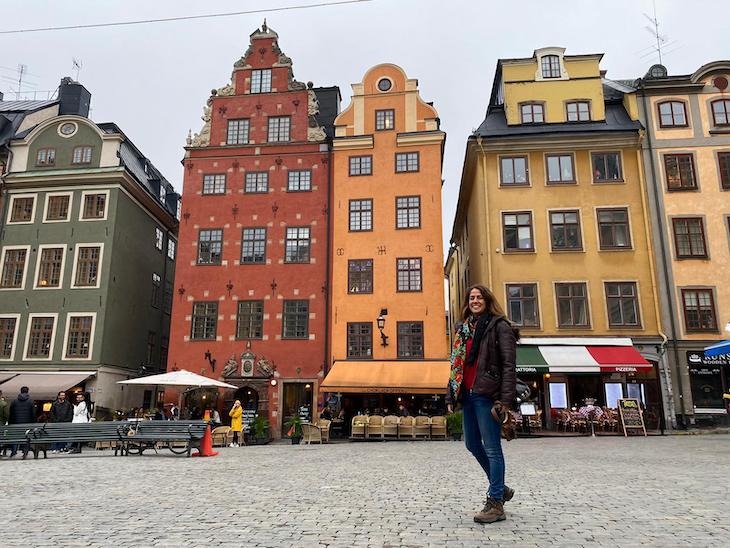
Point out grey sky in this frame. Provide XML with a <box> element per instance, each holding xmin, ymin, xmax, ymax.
<box><xmin>2</xmin><ymin>0</ymin><xmax>728</xmax><ymax>251</ymax></box>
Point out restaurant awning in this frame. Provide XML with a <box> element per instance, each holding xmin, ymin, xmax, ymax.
<box><xmin>0</xmin><ymin>371</ymin><xmax>95</xmax><ymax>400</ymax></box>
<box><xmin>321</xmin><ymin>360</ymin><xmax>450</xmax><ymax>394</ymax></box>
<box><xmin>704</xmin><ymin>340</ymin><xmax>730</xmax><ymax>358</ymax></box>
<box><xmin>587</xmin><ymin>346</ymin><xmax>651</xmax><ymax>372</ymax></box>
<box><xmin>516</xmin><ymin>339</ymin><xmax>653</xmax><ymax>374</ymax></box>
<box><xmin>516</xmin><ymin>346</ymin><xmax>549</xmax><ymax>373</ymax></box>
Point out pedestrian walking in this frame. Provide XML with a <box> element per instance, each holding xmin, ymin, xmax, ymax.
<box><xmin>229</xmin><ymin>400</ymin><xmax>243</xmax><ymax>447</ymax></box>
<box><xmin>70</xmin><ymin>392</ymin><xmax>91</xmax><ymax>454</ymax></box>
<box><xmin>49</xmin><ymin>391</ymin><xmax>74</xmax><ymax>453</ymax></box>
<box><xmin>447</xmin><ymin>285</ymin><xmax>518</xmax><ymax>524</ymax></box>
<box><xmin>7</xmin><ymin>386</ymin><xmax>36</xmax><ymax>458</ymax></box>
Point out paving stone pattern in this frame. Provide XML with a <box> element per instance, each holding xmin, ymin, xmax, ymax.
<box><xmin>2</xmin><ymin>435</ymin><xmax>728</xmax><ymax>547</ymax></box>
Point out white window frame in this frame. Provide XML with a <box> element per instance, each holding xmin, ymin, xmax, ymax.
<box><xmin>6</xmin><ymin>193</ymin><xmax>37</xmax><ymax>225</ymax></box>
<box><xmin>33</xmin><ymin>244</ymin><xmax>68</xmax><ymax>290</ymax></box>
<box><xmin>23</xmin><ymin>312</ymin><xmax>59</xmax><ymax>361</ymax></box>
<box><xmin>70</xmin><ymin>243</ymin><xmax>105</xmax><ymax>289</ymax></box>
<box><xmin>250</xmin><ymin>69</ymin><xmax>272</xmax><ymax>93</ymax></box>
<box><xmin>42</xmin><ymin>191</ymin><xmax>73</xmax><ymax>223</ymax></box>
<box><xmin>155</xmin><ymin>227</ymin><xmax>164</xmax><ymax>251</ymax></box>
<box><xmin>62</xmin><ymin>312</ymin><xmax>97</xmax><ymax>361</ymax></box>
<box><xmin>0</xmin><ymin>313</ymin><xmax>21</xmax><ymax>361</ymax></box>
<box><xmin>79</xmin><ymin>189</ymin><xmax>110</xmax><ymax>222</ymax></box>
<box><xmin>0</xmin><ymin>245</ymin><xmax>31</xmax><ymax>291</ymax></box>
<box><xmin>167</xmin><ymin>238</ymin><xmax>176</xmax><ymax>261</ymax></box>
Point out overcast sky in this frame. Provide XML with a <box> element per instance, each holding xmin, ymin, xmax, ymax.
<box><xmin>2</xmin><ymin>0</ymin><xmax>728</xmax><ymax>251</ymax></box>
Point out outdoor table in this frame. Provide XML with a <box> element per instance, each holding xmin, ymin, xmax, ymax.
<box><xmin>578</xmin><ymin>405</ymin><xmax>603</xmax><ymax>437</ymax></box>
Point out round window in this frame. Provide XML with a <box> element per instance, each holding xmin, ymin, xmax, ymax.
<box><xmin>59</xmin><ymin>122</ymin><xmax>77</xmax><ymax>137</ymax></box>
<box><xmin>377</xmin><ymin>78</ymin><xmax>392</xmax><ymax>92</ymax></box>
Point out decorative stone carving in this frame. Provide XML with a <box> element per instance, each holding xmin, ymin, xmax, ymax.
<box><xmin>216</xmin><ymin>81</ymin><xmax>235</xmax><ymax>97</ymax></box>
<box><xmin>307</xmin><ymin>89</ymin><xmax>319</xmax><ymax>116</ymax></box>
<box><xmin>256</xmin><ymin>357</ymin><xmax>276</xmax><ymax>377</ymax></box>
<box><xmin>307</xmin><ymin>126</ymin><xmax>326</xmax><ymax>142</ymax></box>
<box><xmin>190</xmin><ymin>105</ymin><xmax>211</xmax><ymax>147</ymax></box>
<box><xmin>222</xmin><ymin>355</ymin><xmax>238</xmax><ymax>377</ymax></box>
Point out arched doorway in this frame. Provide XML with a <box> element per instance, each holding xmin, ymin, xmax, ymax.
<box><xmin>234</xmin><ymin>386</ymin><xmax>260</xmax><ymax>411</ymax></box>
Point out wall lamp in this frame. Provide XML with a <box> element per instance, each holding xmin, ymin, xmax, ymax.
<box><xmin>377</xmin><ymin>309</ymin><xmax>389</xmax><ymax>347</ymax></box>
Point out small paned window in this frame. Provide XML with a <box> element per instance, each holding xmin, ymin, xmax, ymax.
<box><xmin>227</xmin><ymin>119</ymin><xmax>250</xmax><ymax>145</ymax></box>
<box><xmin>658</xmin><ymin>101</ymin><xmax>687</xmax><ymax>127</ymax></box>
<box><xmin>82</xmin><ymin>193</ymin><xmax>106</xmax><ymax>219</ymax></box>
<box><xmin>349</xmin><ymin>199</ymin><xmax>373</xmax><ymax>231</ymax></box>
<box><xmin>347</xmin><ymin>323</ymin><xmax>373</xmax><ymax>358</ymax></box>
<box><xmin>167</xmin><ymin>239</ymin><xmax>176</xmax><ymax>261</ymax></box>
<box><xmin>46</xmin><ymin>195</ymin><xmax>70</xmax><ymax>221</ymax></box>
<box><xmin>267</xmin><ymin>116</ymin><xmax>291</xmax><ymax>142</ymax></box>
<box><xmin>72</xmin><ymin>146</ymin><xmax>93</xmax><ymax>164</ymax></box>
<box><xmin>397</xmin><ymin>321</ymin><xmax>424</xmax><ymax>358</ymax></box>
<box><xmin>348</xmin><ymin>259</ymin><xmax>373</xmax><ymax>294</ymax></box>
<box><xmin>556</xmin><ymin>283</ymin><xmax>589</xmax><ymax>327</ymax></box>
<box><xmin>285</xmin><ymin>227</ymin><xmax>310</xmax><ymax>263</ymax></box>
<box><xmin>605</xmin><ymin>282</ymin><xmax>640</xmax><ymax>327</ymax></box>
<box><xmin>503</xmin><ymin>212</ymin><xmax>534</xmax><ymax>251</ymax></box>
<box><xmin>191</xmin><ymin>302</ymin><xmax>218</xmax><ymax>340</ymax></box>
<box><xmin>197</xmin><ymin>229</ymin><xmax>223</xmax><ymax>265</ymax></box>
<box><xmin>664</xmin><ymin>154</ymin><xmax>697</xmax><ymax>190</ymax></box>
<box><xmin>74</xmin><ymin>246</ymin><xmax>101</xmax><ymax>287</ymax></box>
<box><xmin>712</xmin><ymin>99</ymin><xmax>730</xmax><ymax>126</ymax></box>
<box><xmin>396</xmin><ymin>257</ymin><xmax>422</xmax><ymax>292</ymax></box>
<box><xmin>550</xmin><ymin>210</ymin><xmax>582</xmax><ymax>251</ymax></box>
<box><xmin>236</xmin><ymin>300</ymin><xmax>264</xmax><ymax>339</ymax></box>
<box><xmin>395</xmin><ymin>152</ymin><xmax>419</xmax><ymax>173</ymax></box>
<box><xmin>151</xmin><ymin>273</ymin><xmax>162</xmax><ymax>308</ymax></box>
<box><xmin>566</xmin><ymin>101</ymin><xmax>590</xmax><ymax>121</ymax></box>
<box><xmin>10</xmin><ymin>197</ymin><xmax>34</xmax><ymax>222</ymax></box>
<box><xmin>718</xmin><ymin>152</ymin><xmax>730</xmax><ymax>190</ymax></box>
<box><xmin>250</xmin><ymin>69</ymin><xmax>272</xmax><ymax>93</ymax></box>
<box><xmin>349</xmin><ymin>156</ymin><xmax>372</xmax><ymax>176</ymax></box>
<box><xmin>672</xmin><ymin>218</ymin><xmax>707</xmax><ymax>258</ymax></box>
<box><xmin>521</xmin><ymin>103</ymin><xmax>544</xmax><ymax>124</ymax></box>
<box><xmin>500</xmin><ymin>157</ymin><xmax>529</xmax><ymax>185</ymax></box>
<box><xmin>0</xmin><ymin>317</ymin><xmax>17</xmax><ymax>358</ymax></box>
<box><xmin>241</xmin><ymin>228</ymin><xmax>266</xmax><ymax>264</ymax></box>
<box><xmin>0</xmin><ymin>249</ymin><xmax>27</xmax><ymax>288</ymax></box>
<box><xmin>287</xmin><ymin>170</ymin><xmax>311</xmax><ymax>192</ymax></box>
<box><xmin>375</xmin><ymin>110</ymin><xmax>395</xmax><ymax>130</ymax></box>
<box><xmin>37</xmin><ymin>248</ymin><xmax>64</xmax><ymax>288</ymax></box>
<box><xmin>541</xmin><ymin>55</ymin><xmax>561</xmax><ymax>78</ymax></box>
<box><xmin>546</xmin><ymin>154</ymin><xmax>575</xmax><ymax>183</ymax></box>
<box><xmin>597</xmin><ymin>208</ymin><xmax>631</xmax><ymax>249</ymax></box>
<box><xmin>203</xmin><ymin>174</ymin><xmax>226</xmax><ymax>195</ymax></box>
<box><xmin>27</xmin><ymin>317</ymin><xmax>54</xmax><ymax>358</ymax></box>
<box><xmin>36</xmin><ymin>148</ymin><xmax>56</xmax><ymax>166</ymax></box>
<box><xmin>592</xmin><ymin>152</ymin><xmax>623</xmax><ymax>182</ymax></box>
<box><xmin>282</xmin><ymin>300</ymin><xmax>309</xmax><ymax>339</ymax></box>
<box><xmin>395</xmin><ymin>196</ymin><xmax>420</xmax><ymax>229</ymax></box>
<box><xmin>155</xmin><ymin>228</ymin><xmax>164</xmax><ymax>251</ymax></box>
<box><xmin>245</xmin><ymin>172</ymin><xmax>268</xmax><ymax>193</ymax></box>
<box><xmin>506</xmin><ymin>284</ymin><xmax>539</xmax><ymax>327</ymax></box>
<box><xmin>682</xmin><ymin>289</ymin><xmax>717</xmax><ymax>332</ymax></box>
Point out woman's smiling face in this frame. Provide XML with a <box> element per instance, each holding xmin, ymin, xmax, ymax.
<box><xmin>468</xmin><ymin>288</ymin><xmax>486</xmax><ymax>316</ymax></box>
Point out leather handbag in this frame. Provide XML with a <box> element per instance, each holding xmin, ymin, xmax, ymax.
<box><xmin>492</xmin><ymin>401</ymin><xmax>517</xmax><ymax>442</ymax></box>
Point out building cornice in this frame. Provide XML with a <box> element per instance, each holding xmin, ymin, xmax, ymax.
<box><xmin>332</xmin><ymin>135</ymin><xmax>374</xmax><ymax>151</ymax></box>
<box><xmin>396</xmin><ymin>131</ymin><xmax>445</xmax><ymax>147</ymax></box>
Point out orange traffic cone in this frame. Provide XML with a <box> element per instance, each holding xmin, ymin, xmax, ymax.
<box><xmin>192</xmin><ymin>424</ymin><xmax>219</xmax><ymax>457</ymax></box>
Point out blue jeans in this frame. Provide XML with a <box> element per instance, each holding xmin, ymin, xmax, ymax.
<box><xmin>462</xmin><ymin>391</ymin><xmax>505</xmax><ymax>500</ymax></box>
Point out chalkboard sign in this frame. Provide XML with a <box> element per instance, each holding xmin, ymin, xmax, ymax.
<box><xmin>617</xmin><ymin>398</ymin><xmax>647</xmax><ymax>436</ymax></box>
<box><xmin>242</xmin><ymin>409</ymin><xmax>256</xmax><ymax>433</ymax></box>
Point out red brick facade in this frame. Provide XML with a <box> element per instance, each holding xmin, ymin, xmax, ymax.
<box><xmin>167</xmin><ymin>25</ymin><xmax>335</xmax><ymax>437</ymax></box>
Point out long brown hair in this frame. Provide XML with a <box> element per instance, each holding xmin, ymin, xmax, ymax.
<box><xmin>461</xmin><ymin>284</ymin><xmax>505</xmax><ymax>321</ymax></box>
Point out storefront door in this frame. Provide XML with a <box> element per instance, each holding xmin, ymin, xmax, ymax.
<box><xmin>282</xmin><ymin>382</ymin><xmax>313</xmax><ymax>435</ymax></box>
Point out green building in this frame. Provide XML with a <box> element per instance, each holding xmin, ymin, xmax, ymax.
<box><xmin>0</xmin><ymin>81</ymin><xmax>179</xmax><ymax>415</ymax></box>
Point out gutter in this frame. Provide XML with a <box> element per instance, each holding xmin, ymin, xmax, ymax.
<box><xmin>323</xmin><ymin>142</ymin><xmax>333</xmax><ymax>379</ymax></box>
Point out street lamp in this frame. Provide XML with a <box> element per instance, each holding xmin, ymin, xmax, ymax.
<box><xmin>377</xmin><ymin>313</ymin><xmax>389</xmax><ymax>347</ymax></box>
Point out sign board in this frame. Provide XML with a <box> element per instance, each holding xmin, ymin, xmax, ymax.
<box><xmin>687</xmin><ymin>350</ymin><xmax>729</xmax><ymax>369</ymax></box>
<box><xmin>298</xmin><ymin>405</ymin><xmax>311</xmax><ymax>422</ymax></box>
<box><xmin>242</xmin><ymin>409</ymin><xmax>256</xmax><ymax>433</ymax></box>
<box><xmin>519</xmin><ymin>402</ymin><xmax>537</xmax><ymax>416</ymax></box>
<box><xmin>617</xmin><ymin>398</ymin><xmax>647</xmax><ymax>436</ymax></box>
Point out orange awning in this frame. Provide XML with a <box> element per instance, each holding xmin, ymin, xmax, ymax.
<box><xmin>321</xmin><ymin>360</ymin><xmax>450</xmax><ymax>395</ymax></box>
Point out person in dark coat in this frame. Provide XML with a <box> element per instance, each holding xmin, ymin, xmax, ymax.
<box><xmin>7</xmin><ymin>386</ymin><xmax>36</xmax><ymax>458</ymax></box>
<box><xmin>50</xmin><ymin>391</ymin><xmax>74</xmax><ymax>453</ymax></box>
<box><xmin>0</xmin><ymin>390</ymin><xmax>9</xmax><ymax>425</ymax></box>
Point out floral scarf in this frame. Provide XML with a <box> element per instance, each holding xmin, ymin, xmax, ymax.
<box><xmin>449</xmin><ymin>317</ymin><xmax>476</xmax><ymax>403</ymax></box>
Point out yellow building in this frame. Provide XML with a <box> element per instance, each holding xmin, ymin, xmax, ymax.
<box><xmin>449</xmin><ymin>48</ymin><xmax>670</xmax><ymax>430</ymax></box>
<box><xmin>322</xmin><ymin>64</ymin><xmax>449</xmax><ymax>415</ymax></box>
<box><xmin>636</xmin><ymin>62</ymin><xmax>730</xmax><ymax>427</ymax></box>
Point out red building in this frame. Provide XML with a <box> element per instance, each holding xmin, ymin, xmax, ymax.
<box><xmin>167</xmin><ymin>23</ymin><xmax>339</xmax><ymax>437</ymax></box>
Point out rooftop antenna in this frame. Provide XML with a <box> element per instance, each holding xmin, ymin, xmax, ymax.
<box><xmin>16</xmin><ymin>63</ymin><xmax>27</xmax><ymax>98</ymax></box>
<box><xmin>643</xmin><ymin>0</ymin><xmax>667</xmax><ymax>65</ymax></box>
<box><xmin>72</xmin><ymin>58</ymin><xmax>83</xmax><ymax>81</ymax></box>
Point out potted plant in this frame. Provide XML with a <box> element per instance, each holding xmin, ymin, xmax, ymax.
<box><xmin>447</xmin><ymin>411</ymin><xmax>463</xmax><ymax>441</ymax></box>
<box><xmin>252</xmin><ymin>416</ymin><xmax>269</xmax><ymax>445</ymax></box>
<box><xmin>285</xmin><ymin>416</ymin><xmax>303</xmax><ymax>445</ymax></box>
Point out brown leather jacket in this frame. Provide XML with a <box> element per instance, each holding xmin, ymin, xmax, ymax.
<box><xmin>452</xmin><ymin>315</ymin><xmax>518</xmax><ymax>405</ymax></box>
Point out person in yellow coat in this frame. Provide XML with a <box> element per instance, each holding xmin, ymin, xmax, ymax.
<box><xmin>229</xmin><ymin>400</ymin><xmax>243</xmax><ymax>447</ymax></box>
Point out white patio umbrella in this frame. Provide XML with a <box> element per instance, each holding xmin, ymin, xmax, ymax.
<box><xmin>118</xmin><ymin>370</ymin><xmax>238</xmax><ymax>417</ymax></box>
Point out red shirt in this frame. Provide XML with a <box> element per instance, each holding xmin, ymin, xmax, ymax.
<box><xmin>463</xmin><ymin>338</ymin><xmax>478</xmax><ymax>391</ymax></box>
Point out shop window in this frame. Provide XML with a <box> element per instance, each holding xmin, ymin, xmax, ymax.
<box><xmin>549</xmin><ymin>210</ymin><xmax>582</xmax><ymax>251</ymax></box>
<box><xmin>349</xmin><ymin>199</ymin><xmax>372</xmax><ymax>231</ymax></box>
<box><xmin>348</xmin><ymin>259</ymin><xmax>373</xmax><ymax>294</ymax></box>
<box><xmin>347</xmin><ymin>322</ymin><xmax>372</xmax><ymax>358</ymax></box>
<box><xmin>657</xmin><ymin>101</ymin><xmax>687</xmax><ymax>127</ymax></box>
<box><xmin>592</xmin><ymin>152</ymin><xmax>623</xmax><ymax>182</ymax></box>
<box><xmin>549</xmin><ymin>383</ymin><xmax>567</xmax><ymax>408</ymax></box>
<box><xmin>500</xmin><ymin>156</ymin><xmax>529</xmax><ymax>185</ymax></box>
<box><xmin>506</xmin><ymin>284</ymin><xmax>539</xmax><ymax>327</ymax></box>
<box><xmin>604</xmin><ymin>383</ymin><xmax>623</xmax><ymax>409</ymax></box>
<box><xmin>502</xmin><ymin>212</ymin><xmax>534</xmax><ymax>251</ymax></box>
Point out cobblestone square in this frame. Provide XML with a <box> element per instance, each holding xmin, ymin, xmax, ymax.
<box><xmin>2</xmin><ymin>435</ymin><xmax>728</xmax><ymax>547</ymax></box>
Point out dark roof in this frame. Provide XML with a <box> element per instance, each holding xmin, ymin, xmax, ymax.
<box><xmin>312</xmin><ymin>86</ymin><xmax>341</xmax><ymax>140</ymax></box>
<box><xmin>474</xmin><ymin>103</ymin><xmax>641</xmax><ymax>139</ymax></box>
<box><xmin>0</xmin><ymin>99</ymin><xmax>58</xmax><ymax>147</ymax></box>
<box><xmin>97</xmin><ymin>122</ymin><xmax>179</xmax><ymax>219</ymax></box>
<box><xmin>0</xmin><ymin>99</ymin><xmax>56</xmax><ymax>113</ymax></box>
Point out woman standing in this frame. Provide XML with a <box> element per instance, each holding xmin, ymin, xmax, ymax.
<box><xmin>447</xmin><ymin>285</ymin><xmax>518</xmax><ymax>524</ymax></box>
<box><xmin>70</xmin><ymin>392</ymin><xmax>90</xmax><ymax>454</ymax></box>
<box><xmin>228</xmin><ymin>400</ymin><xmax>243</xmax><ymax>447</ymax></box>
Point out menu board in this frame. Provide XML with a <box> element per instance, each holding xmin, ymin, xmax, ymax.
<box><xmin>617</xmin><ymin>398</ymin><xmax>647</xmax><ymax>436</ymax></box>
<box><xmin>242</xmin><ymin>409</ymin><xmax>256</xmax><ymax>433</ymax></box>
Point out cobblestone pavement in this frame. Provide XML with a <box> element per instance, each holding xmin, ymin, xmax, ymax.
<box><xmin>2</xmin><ymin>435</ymin><xmax>728</xmax><ymax>547</ymax></box>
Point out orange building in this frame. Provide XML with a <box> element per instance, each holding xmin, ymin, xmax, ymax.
<box><xmin>321</xmin><ymin>64</ymin><xmax>449</xmax><ymax>416</ymax></box>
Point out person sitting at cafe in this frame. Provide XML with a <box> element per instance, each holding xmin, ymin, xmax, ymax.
<box><xmin>319</xmin><ymin>407</ymin><xmax>332</xmax><ymax>420</ymax></box>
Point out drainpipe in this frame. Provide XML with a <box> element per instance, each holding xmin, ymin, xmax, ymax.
<box><xmin>323</xmin><ymin>143</ymin><xmax>333</xmax><ymax>381</ymax></box>
<box><xmin>639</xmin><ymin>85</ymin><xmax>687</xmax><ymax>428</ymax></box>
<box><xmin>0</xmin><ymin>148</ymin><xmax>13</xmax><ymax>242</ymax></box>
<box><xmin>474</xmin><ymin>137</ymin><xmax>493</xmax><ymax>289</ymax></box>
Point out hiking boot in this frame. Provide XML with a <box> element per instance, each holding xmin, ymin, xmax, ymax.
<box><xmin>474</xmin><ymin>497</ymin><xmax>505</xmax><ymax>524</ymax></box>
<box><xmin>503</xmin><ymin>485</ymin><xmax>514</xmax><ymax>502</ymax></box>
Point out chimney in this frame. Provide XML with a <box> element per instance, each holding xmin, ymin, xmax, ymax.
<box><xmin>0</xmin><ymin>91</ymin><xmax>4</xmax><ymax>101</ymax></box>
<box><xmin>58</xmin><ymin>77</ymin><xmax>91</xmax><ymax>117</ymax></box>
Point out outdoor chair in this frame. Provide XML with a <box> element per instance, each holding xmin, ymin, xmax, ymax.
<box><xmin>316</xmin><ymin>419</ymin><xmax>331</xmax><ymax>443</ymax></box>
<box><xmin>350</xmin><ymin>415</ymin><xmax>367</xmax><ymax>439</ymax></box>
<box><xmin>398</xmin><ymin>416</ymin><xmax>415</xmax><ymax>439</ymax></box>
<box><xmin>366</xmin><ymin>415</ymin><xmax>384</xmax><ymax>440</ymax></box>
<box><xmin>382</xmin><ymin>415</ymin><xmax>400</xmax><ymax>439</ymax></box>
<box><xmin>528</xmin><ymin>410</ymin><xmax>543</xmax><ymax>432</ymax></box>
<box><xmin>430</xmin><ymin>416</ymin><xmax>447</xmax><ymax>440</ymax></box>
<box><xmin>414</xmin><ymin>416</ymin><xmax>431</xmax><ymax>439</ymax></box>
<box><xmin>301</xmin><ymin>422</ymin><xmax>323</xmax><ymax>444</ymax></box>
<box><xmin>211</xmin><ymin>426</ymin><xmax>232</xmax><ymax>447</ymax></box>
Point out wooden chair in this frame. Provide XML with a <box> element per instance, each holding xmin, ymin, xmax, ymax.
<box><xmin>430</xmin><ymin>416</ymin><xmax>447</xmax><ymax>440</ymax></box>
<box><xmin>301</xmin><ymin>423</ymin><xmax>323</xmax><ymax>444</ymax></box>
<box><xmin>317</xmin><ymin>419</ymin><xmax>331</xmax><ymax>443</ymax></box>
<box><xmin>398</xmin><ymin>416</ymin><xmax>415</xmax><ymax>439</ymax></box>
<box><xmin>382</xmin><ymin>415</ymin><xmax>399</xmax><ymax>439</ymax></box>
<box><xmin>211</xmin><ymin>426</ymin><xmax>232</xmax><ymax>447</ymax></box>
<box><xmin>414</xmin><ymin>416</ymin><xmax>431</xmax><ymax>439</ymax></box>
<box><xmin>350</xmin><ymin>415</ymin><xmax>367</xmax><ymax>439</ymax></box>
<box><xmin>528</xmin><ymin>410</ymin><xmax>543</xmax><ymax>432</ymax></box>
<box><xmin>366</xmin><ymin>415</ymin><xmax>384</xmax><ymax>440</ymax></box>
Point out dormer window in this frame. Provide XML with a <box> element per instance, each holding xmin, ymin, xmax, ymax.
<box><xmin>251</xmin><ymin>69</ymin><xmax>272</xmax><ymax>93</ymax></box>
<box><xmin>520</xmin><ymin>103</ymin><xmax>544</xmax><ymax>124</ymax></box>
<box><xmin>566</xmin><ymin>101</ymin><xmax>590</xmax><ymax>122</ymax></box>
<box><xmin>541</xmin><ymin>55</ymin><xmax>561</xmax><ymax>78</ymax></box>
<box><xmin>711</xmin><ymin>99</ymin><xmax>730</xmax><ymax>126</ymax></box>
<box><xmin>658</xmin><ymin>101</ymin><xmax>688</xmax><ymax>128</ymax></box>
